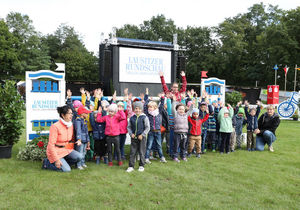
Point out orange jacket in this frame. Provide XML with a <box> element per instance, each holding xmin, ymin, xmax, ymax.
<box><xmin>46</xmin><ymin>120</ymin><xmax>74</xmax><ymax>163</ymax></box>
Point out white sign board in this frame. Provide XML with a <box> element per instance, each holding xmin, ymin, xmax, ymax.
<box><xmin>201</xmin><ymin>77</ymin><xmax>226</xmax><ymax>103</ymax></box>
<box><xmin>25</xmin><ymin>70</ymin><xmax>65</xmax><ymax>142</ymax></box>
<box><xmin>119</xmin><ymin>47</ymin><xmax>171</xmax><ymax>83</ymax></box>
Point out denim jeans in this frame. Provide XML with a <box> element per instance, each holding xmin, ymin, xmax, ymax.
<box><xmin>201</xmin><ymin>129</ymin><xmax>207</xmax><ymax>152</ymax></box>
<box><xmin>76</xmin><ymin>142</ymin><xmax>88</xmax><ymax>167</ymax></box>
<box><xmin>42</xmin><ymin>150</ymin><xmax>83</xmax><ymax>172</ymax></box>
<box><xmin>256</xmin><ymin>130</ymin><xmax>276</xmax><ymax>151</ymax></box>
<box><xmin>145</xmin><ymin>131</ymin><xmax>164</xmax><ymax>159</ymax></box>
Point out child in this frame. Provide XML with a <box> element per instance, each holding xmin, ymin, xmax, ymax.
<box><xmin>90</xmin><ymin>108</ymin><xmax>108</xmax><ymax>165</ymax></box>
<box><xmin>144</xmin><ymin>93</ymin><xmax>167</xmax><ymax>164</ymax></box>
<box><xmin>116</xmin><ymin>101</ymin><xmax>128</xmax><ymax>160</ymax></box>
<box><xmin>234</xmin><ymin>102</ymin><xmax>246</xmax><ymax>149</ymax></box>
<box><xmin>172</xmin><ymin>97</ymin><xmax>193</xmax><ymax>162</ymax></box>
<box><xmin>218</xmin><ymin>104</ymin><xmax>234</xmax><ymax>154</ymax></box>
<box><xmin>96</xmin><ymin>104</ymin><xmax>126</xmax><ymax>166</ymax></box>
<box><xmin>126</xmin><ymin>101</ymin><xmax>150</xmax><ymax>172</ymax></box>
<box><xmin>206</xmin><ymin>104</ymin><xmax>219</xmax><ymax>152</ymax></box>
<box><xmin>74</xmin><ymin>106</ymin><xmax>92</xmax><ymax>170</ymax></box>
<box><xmin>244</xmin><ymin>100</ymin><xmax>261</xmax><ymax>151</ymax></box>
<box><xmin>187</xmin><ymin>107</ymin><xmax>209</xmax><ymax>158</ymax></box>
<box><xmin>199</xmin><ymin>102</ymin><xmax>209</xmax><ymax>154</ymax></box>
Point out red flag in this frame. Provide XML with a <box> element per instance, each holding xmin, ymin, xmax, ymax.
<box><xmin>283</xmin><ymin>65</ymin><xmax>289</xmax><ymax>76</ymax></box>
<box><xmin>201</xmin><ymin>71</ymin><xmax>208</xmax><ymax>78</ymax></box>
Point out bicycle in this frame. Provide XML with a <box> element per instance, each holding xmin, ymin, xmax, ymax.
<box><xmin>277</xmin><ymin>92</ymin><xmax>299</xmax><ymax>118</ymax></box>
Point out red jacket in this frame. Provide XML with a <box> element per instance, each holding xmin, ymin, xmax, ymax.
<box><xmin>160</xmin><ymin>75</ymin><xmax>187</xmax><ymax>102</ymax></box>
<box><xmin>96</xmin><ymin>110</ymin><xmax>126</xmax><ymax>136</ymax></box>
<box><xmin>188</xmin><ymin>114</ymin><xmax>209</xmax><ymax>136</ymax></box>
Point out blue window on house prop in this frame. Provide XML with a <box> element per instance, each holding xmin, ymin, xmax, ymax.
<box><xmin>32</xmin><ymin>120</ymin><xmax>39</xmax><ymax>127</ymax></box>
<box><xmin>40</xmin><ymin>120</ymin><xmax>46</xmax><ymax>126</ymax></box>
<box><xmin>53</xmin><ymin>82</ymin><xmax>58</xmax><ymax>92</ymax></box>
<box><xmin>205</xmin><ymin>85</ymin><xmax>221</xmax><ymax>95</ymax></box>
<box><xmin>40</xmin><ymin>81</ymin><xmax>46</xmax><ymax>92</ymax></box>
<box><xmin>31</xmin><ymin>80</ymin><xmax>60</xmax><ymax>92</ymax></box>
<box><xmin>46</xmin><ymin>120</ymin><xmax>52</xmax><ymax>126</ymax></box>
<box><xmin>32</xmin><ymin>81</ymin><xmax>40</xmax><ymax>92</ymax></box>
<box><xmin>46</xmin><ymin>81</ymin><xmax>52</xmax><ymax>92</ymax></box>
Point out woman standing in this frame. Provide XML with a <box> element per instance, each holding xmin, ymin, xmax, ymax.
<box><xmin>42</xmin><ymin>105</ymin><xmax>83</xmax><ymax>172</ymax></box>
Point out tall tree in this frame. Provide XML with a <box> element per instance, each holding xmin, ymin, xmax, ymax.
<box><xmin>0</xmin><ymin>20</ymin><xmax>21</xmax><ymax>79</ymax></box>
<box><xmin>43</xmin><ymin>24</ymin><xmax>98</xmax><ymax>81</ymax></box>
<box><xmin>5</xmin><ymin>12</ymin><xmax>50</xmax><ymax>76</ymax></box>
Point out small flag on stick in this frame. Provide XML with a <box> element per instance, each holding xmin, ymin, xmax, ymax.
<box><xmin>284</xmin><ymin>65</ymin><xmax>289</xmax><ymax>76</ymax></box>
<box><xmin>201</xmin><ymin>71</ymin><xmax>208</xmax><ymax>78</ymax></box>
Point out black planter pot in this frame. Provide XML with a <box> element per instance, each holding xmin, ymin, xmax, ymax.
<box><xmin>0</xmin><ymin>145</ymin><xmax>13</xmax><ymax>159</ymax></box>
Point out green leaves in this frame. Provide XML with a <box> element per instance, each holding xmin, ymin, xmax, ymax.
<box><xmin>0</xmin><ymin>80</ymin><xmax>25</xmax><ymax>146</ymax></box>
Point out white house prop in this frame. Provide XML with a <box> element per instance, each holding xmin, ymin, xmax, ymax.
<box><xmin>201</xmin><ymin>77</ymin><xmax>226</xmax><ymax>103</ymax></box>
<box><xmin>25</xmin><ymin>70</ymin><xmax>65</xmax><ymax>143</ymax></box>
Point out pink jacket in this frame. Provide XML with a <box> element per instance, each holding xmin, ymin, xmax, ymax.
<box><xmin>119</xmin><ymin>110</ymin><xmax>128</xmax><ymax>134</ymax></box>
<box><xmin>96</xmin><ymin>110</ymin><xmax>126</xmax><ymax>136</ymax></box>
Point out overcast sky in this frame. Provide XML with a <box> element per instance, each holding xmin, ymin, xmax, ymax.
<box><xmin>0</xmin><ymin>0</ymin><xmax>299</xmax><ymax>53</ymax></box>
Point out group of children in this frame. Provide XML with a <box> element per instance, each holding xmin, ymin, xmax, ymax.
<box><xmin>66</xmin><ymin>86</ymin><xmax>262</xmax><ymax>172</ymax></box>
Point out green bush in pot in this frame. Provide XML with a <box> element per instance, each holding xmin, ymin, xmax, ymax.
<box><xmin>0</xmin><ymin>80</ymin><xmax>25</xmax><ymax>148</ymax></box>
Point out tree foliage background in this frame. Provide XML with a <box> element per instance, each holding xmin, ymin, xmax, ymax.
<box><xmin>1</xmin><ymin>4</ymin><xmax>300</xmax><ymax>90</ymax></box>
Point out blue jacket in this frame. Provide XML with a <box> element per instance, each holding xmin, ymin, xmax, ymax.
<box><xmin>89</xmin><ymin>111</ymin><xmax>106</xmax><ymax>140</ymax></box>
<box><xmin>74</xmin><ymin>117</ymin><xmax>90</xmax><ymax>143</ymax></box>
<box><xmin>245</xmin><ymin>106</ymin><xmax>261</xmax><ymax>131</ymax></box>
<box><xmin>127</xmin><ymin>114</ymin><xmax>150</xmax><ymax>137</ymax></box>
<box><xmin>235</xmin><ymin>114</ymin><xmax>246</xmax><ymax>135</ymax></box>
<box><xmin>144</xmin><ymin>97</ymin><xmax>164</xmax><ymax>131</ymax></box>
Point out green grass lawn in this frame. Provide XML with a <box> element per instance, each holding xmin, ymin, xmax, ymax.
<box><xmin>0</xmin><ymin>117</ymin><xmax>300</xmax><ymax>209</ymax></box>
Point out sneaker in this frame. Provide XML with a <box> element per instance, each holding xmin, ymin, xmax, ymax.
<box><xmin>204</xmin><ymin>149</ymin><xmax>207</xmax><ymax>153</ymax></box>
<box><xmin>108</xmin><ymin>162</ymin><xmax>113</xmax><ymax>167</ymax></box>
<box><xmin>187</xmin><ymin>153</ymin><xmax>192</xmax><ymax>158</ymax></box>
<box><xmin>251</xmin><ymin>148</ymin><xmax>255</xmax><ymax>151</ymax></box>
<box><xmin>231</xmin><ymin>149</ymin><xmax>235</xmax><ymax>152</ymax></box>
<box><xmin>160</xmin><ymin>157</ymin><xmax>167</xmax><ymax>163</ymax></box>
<box><xmin>173</xmin><ymin>158</ymin><xmax>180</xmax><ymax>163</ymax></box>
<box><xmin>138</xmin><ymin>166</ymin><xmax>145</xmax><ymax>172</ymax></box>
<box><xmin>248</xmin><ymin>148</ymin><xmax>251</xmax><ymax>152</ymax></box>
<box><xmin>268</xmin><ymin>146</ymin><xmax>274</xmax><ymax>152</ymax></box>
<box><xmin>182</xmin><ymin>157</ymin><xmax>188</xmax><ymax>162</ymax></box>
<box><xmin>149</xmin><ymin>156</ymin><xmax>156</xmax><ymax>160</ymax></box>
<box><xmin>82</xmin><ymin>164</ymin><xmax>88</xmax><ymax>168</ymax></box>
<box><xmin>145</xmin><ymin>159</ymin><xmax>151</xmax><ymax>164</ymax></box>
<box><xmin>118</xmin><ymin>161</ymin><xmax>123</xmax><ymax>166</ymax></box>
<box><xmin>212</xmin><ymin>149</ymin><xmax>216</xmax><ymax>153</ymax></box>
<box><xmin>78</xmin><ymin>166</ymin><xmax>84</xmax><ymax>170</ymax></box>
<box><xmin>226</xmin><ymin>152</ymin><xmax>230</xmax><ymax>154</ymax></box>
<box><xmin>220</xmin><ymin>152</ymin><xmax>224</xmax><ymax>155</ymax></box>
<box><xmin>196</xmin><ymin>154</ymin><xmax>201</xmax><ymax>158</ymax></box>
<box><xmin>126</xmin><ymin>167</ymin><xmax>134</xmax><ymax>173</ymax></box>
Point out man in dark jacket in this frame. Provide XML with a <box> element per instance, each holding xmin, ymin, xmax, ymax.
<box><xmin>255</xmin><ymin>105</ymin><xmax>280</xmax><ymax>152</ymax></box>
